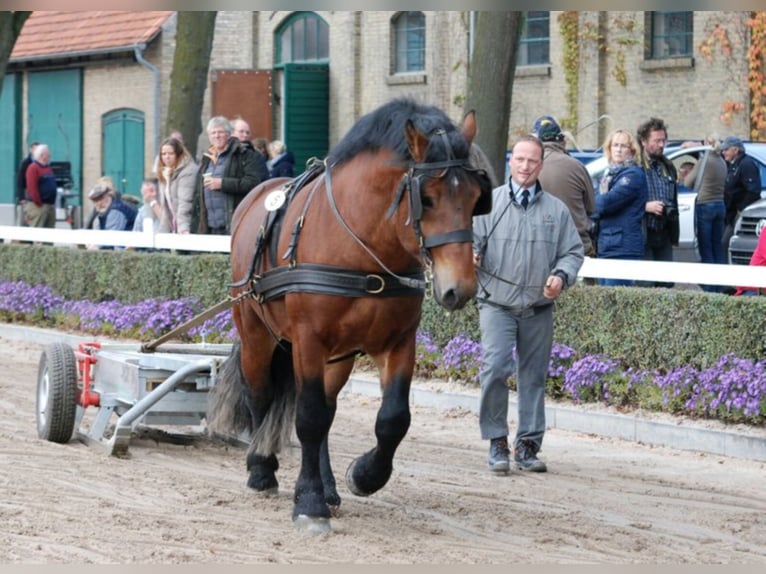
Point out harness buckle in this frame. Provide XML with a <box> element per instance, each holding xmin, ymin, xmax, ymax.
<box><xmin>423</xmin><ymin>264</ymin><xmax>434</xmax><ymax>299</ymax></box>
<box><xmin>365</xmin><ymin>274</ymin><xmax>385</xmax><ymax>294</ymax></box>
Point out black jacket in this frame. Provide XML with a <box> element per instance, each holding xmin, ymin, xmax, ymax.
<box><xmin>191</xmin><ymin>137</ymin><xmax>267</xmax><ymax>234</ymax></box>
<box><xmin>724</xmin><ymin>153</ymin><xmax>762</xmax><ymax>225</ymax></box>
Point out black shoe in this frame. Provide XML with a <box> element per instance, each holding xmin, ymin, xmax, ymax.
<box><xmin>487</xmin><ymin>437</ymin><xmax>510</xmax><ymax>472</ymax></box>
<box><xmin>514</xmin><ymin>439</ymin><xmax>547</xmax><ymax>472</ymax></box>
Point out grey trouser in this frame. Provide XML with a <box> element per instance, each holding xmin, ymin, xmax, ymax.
<box><xmin>477</xmin><ymin>301</ymin><xmax>553</xmax><ymax>450</ymax></box>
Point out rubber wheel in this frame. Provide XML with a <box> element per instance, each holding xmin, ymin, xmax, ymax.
<box><xmin>36</xmin><ymin>342</ymin><xmax>78</xmax><ymax>443</ymax></box>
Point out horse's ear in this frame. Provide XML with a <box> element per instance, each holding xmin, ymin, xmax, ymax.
<box><xmin>462</xmin><ymin>110</ymin><xmax>477</xmax><ymax>146</ymax></box>
<box><xmin>405</xmin><ymin>119</ymin><xmax>430</xmax><ymax>163</ymax></box>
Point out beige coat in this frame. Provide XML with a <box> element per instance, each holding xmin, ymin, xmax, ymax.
<box><xmin>159</xmin><ymin>154</ymin><xmax>198</xmax><ymax>233</ymax></box>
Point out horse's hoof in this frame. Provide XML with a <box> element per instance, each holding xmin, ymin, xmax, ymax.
<box><xmin>328</xmin><ymin>503</ymin><xmax>340</xmax><ymax>518</ymax></box>
<box><xmin>293</xmin><ymin>514</ymin><xmax>331</xmax><ymax>534</ymax></box>
<box><xmin>253</xmin><ymin>486</ymin><xmax>279</xmax><ymax>497</ymax></box>
<box><xmin>345</xmin><ymin>459</ymin><xmax>369</xmax><ymax>497</ymax></box>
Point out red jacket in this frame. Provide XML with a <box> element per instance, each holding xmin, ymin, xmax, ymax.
<box><xmin>734</xmin><ymin>230</ymin><xmax>766</xmax><ymax>295</ymax></box>
<box><xmin>25</xmin><ymin>161</ymin><xmax>57</xmax><ymax>206</ymax></box>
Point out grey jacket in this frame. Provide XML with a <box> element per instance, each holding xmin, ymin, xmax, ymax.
<box><xmin>473</xmin><ymin>182</ymin><xmax>584</xmax><ymax>311</ymax></box>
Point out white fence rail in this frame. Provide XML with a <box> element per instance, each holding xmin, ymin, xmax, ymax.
<box><xmin>3</xmin><ymin>224</ymin><xmax>766</xmax><ymax>289</ymax></box>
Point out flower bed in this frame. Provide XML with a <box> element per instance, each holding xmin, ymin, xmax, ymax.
<box><xmin>2</xmin><ymin>279</ymin><xmax>764</xmax><ymax>425</ymax></box>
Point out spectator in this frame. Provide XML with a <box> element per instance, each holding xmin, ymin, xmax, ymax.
<box><xmin>733</xmin><ymin>228</ymin><xmax>766</xmax><ymax>296</ymax></box>
<box><xmin>637</xmin><ymin>117</ymin><xmax>679</xmax><ymax>288</ymax></box>
<box><xmin>267</xmin><ymin>139</ymin><xmax>296</xmax><ymax>178</ymax></box>
<box><xmin>677</xmin><ymin>161</ymin><xmax>695</xmax><ymax>191</ymax></box>
<box><xmin>531</xmin><ymin>114</ymin><xmax>596</xmax><ymax>257</ymax></box>
<box><xmin>253</xmin><ymin>137</ymin><xmax>271</xmax><ymax>176</ymax></box>
<box><xmin>156</xmin><ymin>136</ymin><xmax>198</xmax><ymax>234</ymax></box>
<box><xmin>191</xmin><ymin>116</ymin><xmax>266</xmax><ymax>235</ymax></box>
<box><xmin>86</xmin><ymin>178</ymin><xmax>138</xmax><ymax>233</ymax></box>
<box><xmin>721</xmin><ymin>135</ymin><xmax>762</xmax><ymax>258</ymax></box>
<box><xmin>232</xmin><ymin>117</ymin><xmax>253</xmax><ymax>144</ymax></box>
<box><xmin>23</xmin><ymin>144</ymin><xmax>57</xmax><ymax>229</ymax></box>
<box><xmin>683</xmin><ymin>135</ymin><xmax>728</xmax><ymax>292</ymax></box>
<box><xmin>233</xmin><ymin>118</ymin><xmax>270</xmax><ymax>183</ymax></box>
<box><xmin>473</xmin><ymin>135</ymin><xmax>584</xmax><ymax>474</ymax></box>
<box><xmin>151</xmin><ymin>129</ymin><xmax>183</xmax><ymax>175</ymax></box>
<box><xmin>15</xmin><ymin>141</ymin><xmax>39</xmax><ymax>227</ymax></box>
<box><xmin>132</xmin><ymin>178</ymin><xmax>162</xmax><ymax>233</ymax></box>
<box><xmin>592</xmin><ymin>129</ymin><xmax>648</xmax><ymax>287</ymax></box>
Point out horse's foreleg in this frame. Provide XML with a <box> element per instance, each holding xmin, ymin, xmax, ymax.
<box><xmin>346</xmin><ymin>345</ymin><xmax>413</xmax><ymax>497</ymax></box>
<box><xmin>319</xmin><ymin>358</ymin><xmax>354</xmax><ymax>513</ymax></box>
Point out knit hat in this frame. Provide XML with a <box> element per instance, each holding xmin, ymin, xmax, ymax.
<box><xmin>720</xmin><ymin>136</ymin><xmax>744</xmax><ymax>151</ymax></box>
<box><xmin>531</xmin><ymin>115</ymin><xmax>564</xmax><ymax>142</ymax></box>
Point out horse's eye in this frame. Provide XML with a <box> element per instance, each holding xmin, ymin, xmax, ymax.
<box><xmin>420</xmin><ymin>195</ymin><xmax>434</xmax><ymax>210</ymax></box>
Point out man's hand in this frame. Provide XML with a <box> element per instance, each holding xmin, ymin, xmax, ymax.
<box><xmin>543</xmin><ymin>274</ymin><xmax>563</xmax><ymax>299</ymax></box>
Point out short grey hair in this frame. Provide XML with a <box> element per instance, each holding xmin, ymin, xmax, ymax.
<box><xmin>32</xmin><ymin>144</ymin><xmax>49</xmax><ymax>161</ymax></box>
<box><xmin>207</xmin><ymin>116</ymin><xmax>232</xmax><ymax>134</ymax></box>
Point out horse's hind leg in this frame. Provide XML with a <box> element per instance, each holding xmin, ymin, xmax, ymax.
<box><xmin>243</xmin><ymin>340</ymin><xmax>296</xmax><ymax>494</ymax></box>
<box><xmin>345</xmin><ymin>342</ymin><xmax>413</xmax><ymax>497</ymax></box>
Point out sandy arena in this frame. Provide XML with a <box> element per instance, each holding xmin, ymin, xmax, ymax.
<box><xmin>0</xmin><ymin>335</ymin><xmax>765</xmax><ymax>564</ymax></box>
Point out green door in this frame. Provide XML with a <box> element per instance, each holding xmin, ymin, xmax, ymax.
<box><xmin>27</xmin><ymin>69</ymin><xmax>83</xmax><ymax>206</ymax></box>
<box><xmin>0</xmin><ymin>73</ymin><xmax>21</xmax><ymax>206</ymax></box>
<box><xmin>102</xmin><ymin>109</ymin><xmax>145</xmax><ymax>199</ymax></box>
<box><xmin>283</xmin><ymin>63</ymin><xmax>329</xmax><ymax>173</ymax></box>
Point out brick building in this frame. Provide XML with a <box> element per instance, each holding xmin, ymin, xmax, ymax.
<box><xmin>0</xmin><ymin>10</ymin><xmax>755</xmax><ymax>224</ymax></box>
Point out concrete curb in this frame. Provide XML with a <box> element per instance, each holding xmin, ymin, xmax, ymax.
<box><xmin>345</xmin><ymin>376</ymin><xmax>766</xmax><ymax>463</ymax></box>
<box><xmin>3</xmin><ymin>323</ymin><xmax>765</xmax><ymax>463</ymax></box>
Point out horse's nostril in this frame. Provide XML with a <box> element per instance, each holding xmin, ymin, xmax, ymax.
<box><xmin>440</xmin><ymin>288</ymin><xmax>466</xmax><ymax>311</ymax></box>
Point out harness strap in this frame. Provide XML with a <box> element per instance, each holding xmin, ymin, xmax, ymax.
<box><xmin>422</xmin><ymin>228</ymin><xmax>473</xmax><ymax>248</ymax></box>
<box><xmin>252</xmin><ymin>263</ymin><xmax>425</xmax><ymax>302</ymax></box>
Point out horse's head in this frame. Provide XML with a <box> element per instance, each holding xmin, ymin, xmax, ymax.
<box><xmin>402</xmin><ymin>111</ymin><xmax>493</xmax><ymax>311</ymax></box>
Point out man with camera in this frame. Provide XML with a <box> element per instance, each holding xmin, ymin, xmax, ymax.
<box><xmin>637</xmin><ymin>117</ymin><xmax>679</xmax><ymax>288</ymax></box>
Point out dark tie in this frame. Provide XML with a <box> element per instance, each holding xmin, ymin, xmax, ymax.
<box><xmin>521</xmin><ymin>189</ymin><xmax>530</xmax><ymax>210</ymax></box>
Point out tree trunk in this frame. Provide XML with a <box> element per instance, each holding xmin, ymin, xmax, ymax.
<box><xmin>0</xmin><ymin>11</ymin><xmax>32</xmax><ymax>97</ymax></box>
<box><xmin>165</xmin><ymin>11</ymin><xmax>217</xmax><ymax>158</ymax></box>
<box><xmin>463</xmin><ymin>11</ymin><xmax>523</xmax><ymax>184</ymax></box>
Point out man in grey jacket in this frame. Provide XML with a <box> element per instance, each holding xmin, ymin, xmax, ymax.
<box><xmin>473</xmin><ymin>135</ymin><xmax>584</xmax><ymax>474</ymax></box>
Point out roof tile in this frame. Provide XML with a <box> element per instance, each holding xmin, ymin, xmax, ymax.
<box><xmin>12</xmin><ymin>11</ymin><xmax>174</xmax><ymax>61</ymax></box>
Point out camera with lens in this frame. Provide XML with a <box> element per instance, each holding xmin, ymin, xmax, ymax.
<box><xmin>663</xmin><ymin>201</ymin><xmax>678</xmax><ymax>222</ymax></box>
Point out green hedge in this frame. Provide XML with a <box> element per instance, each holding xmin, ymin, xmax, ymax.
<box><xmin>0</xmin><ymin>244</ymin><xmax>230</xmax><ymax>307</ymax></box>
<box><xmin>3</xmin><ymin>243</ymin><xmax>766</xmax><ymax>370</ymax></box>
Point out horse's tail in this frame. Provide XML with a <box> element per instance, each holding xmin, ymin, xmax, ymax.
<box><xmin>207</xmin><ymin>342</ymin><xmax>296</xmax><ymax>456</ymax></box>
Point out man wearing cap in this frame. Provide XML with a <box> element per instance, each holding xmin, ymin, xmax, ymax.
<box><xmin>532</xmin><ymin>115</ymin><xmax>596</xmax><ymax>257</ymax></box>
<box><xmin>721</xmin><ymin>135</ymin><xmax>761</xmax><ymax>255</ymax></box>
<box><xmin>86</xmin><ymin>178</ymin><xmax>138</xmax><ymax>235</ymax></box>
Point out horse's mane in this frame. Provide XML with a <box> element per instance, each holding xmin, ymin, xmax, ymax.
<box><xmin>326</xmin><ymin>98</ymin><xmax>471</xmax><ymax>167</ymax></box>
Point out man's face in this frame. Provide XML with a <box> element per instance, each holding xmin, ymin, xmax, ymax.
<box><xmin>510</xmin><ymin>140</ymin><xmax>543</xmax><ymax>187</ymax></box>
<box><xmin>38</xmin><ymin>149</ymin><xmax>51</xmax><ymax>165</ymax></box>
<box><xmin>642</xmin><ymin>129</ymin><xmax>667</xmax><ymax>159</ymax></box>
<box><xmin>93</xmin><ymin>194</ymin><xmax>112</xmax><ymax>213</ymax></box>
<box><xmin>233</xmin><ymin>121</ymin><xmax>251</xmax><ymax>142</ymax></box>
<box><xmin>722</xmin><ymin>147</ymin><xmax>740</xmax><ymax>163</ymax></box>
<box><xmin>141</xmin><ymin>183</ymin><xmax>157</xmax><ymax>201</ymax></box>
<box><xmin>207</xmin><ymin>126</ymin><xmax>230</xmax><ymax>151</ymax></box>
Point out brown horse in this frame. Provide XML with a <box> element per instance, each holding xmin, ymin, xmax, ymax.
<box><xmin>207</xmin><ymin>98</ymin><xmax>492</xmax><ymax>533</ymax></box>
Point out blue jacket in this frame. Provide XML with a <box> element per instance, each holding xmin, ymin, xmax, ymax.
<box><xmin>594</xmin><ymin>163</ymin><xmax>647</xmax><ymax>259</ymax></box>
